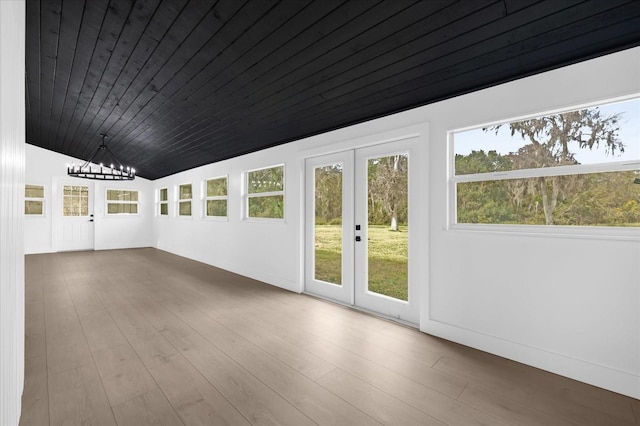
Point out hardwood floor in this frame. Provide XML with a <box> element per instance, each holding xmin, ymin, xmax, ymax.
<box><xmin>21</xmin><ymin>248</ymin><xmax>639</xmax><ymax>426</ymax></box>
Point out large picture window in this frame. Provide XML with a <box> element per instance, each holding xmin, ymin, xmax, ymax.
<box><xmin>205</xmin><ymin>176</ymin><xmax>228</xmax><ymax>218</ymax></box>
<box><xmin>106</xmin><ymin>189</ymin><xmax>139</xmax><ymax>214</ymax></box>
<box><xmin>451</xmin><ymin>97</ymin><xmax>640</xmax><ymax>229</ymax></box>
<box><xmin>246</xmin><ymin>165</ymin><xmax>284</xmax><ymax>219</ymax></box>
<box><xmin>179</xmin><ymin>183</ymin><xmax>192</xmax><ymax>216</ymax></box>
<box><xmin>25</xmin><ymin>184</ymin><xmax>45</xmax><ymax>215</ymax></box>
<box><xmin>159</xmin><ymin>188</ymin><xmax>168</xmax><ymax>216</ymax></box>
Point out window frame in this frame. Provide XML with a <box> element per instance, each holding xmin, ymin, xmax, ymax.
<box><xmin>203</xmin><ymin>175</ymin><xmax>228</xmax><ymax>221</ymax></box>
<box><xmin>62</xmin><ymin>184</ymin><xmax>90</xmax><ymax>217</ymax></box>
<box><xmin>448</xmin><ymin>96</ymin><xmax>640</xmax><ymax>240</ymax></box>
<box><xmin>25</xmin><ymin>184</ymin><xmax>45</xmax><ymax>217</ymax></box>
<box><xmin>244</xmin><ymin>164</ymin><xmax>285</xmax><ymax>222</ymax></box>
<box><xmin>158</xmin><ymin>187</ymin><xmax>169</xmax><ymax>217</ymax></box>
<box><xmin>105</xmin><ymin>189</ymin><xmax>140</xmax><ymax>216</ymax></box>
<box><xmin>177</xmin><ymin>183</ymin><xmax>193</xmax><ymax>218</ymax></box>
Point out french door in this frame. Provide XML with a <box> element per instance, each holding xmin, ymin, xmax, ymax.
<box><xmin>55</xmin><ymin>181</ymin><xmax>95</xmax><ymax>251</ymax></box>
<box><xmin>305</xmin><ymin>139</ymin><xmax>418</xmax><ymax>324</ymax></box>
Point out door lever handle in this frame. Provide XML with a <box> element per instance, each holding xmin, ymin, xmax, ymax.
<box><xmin>89</xmin><ymin>219</ymin><xmax>94</xmax><ymax>222</ymax></box>
<box><xmin>355</xmin><ymin>236</ymin><xmax>361</xmax><ymax>242</ymax></box>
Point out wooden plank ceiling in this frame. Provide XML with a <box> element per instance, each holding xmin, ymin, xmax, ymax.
<box><xmin>26</xmin><ymin>0</ymin><xmax>640</xmax><ymax>180</ymax></box>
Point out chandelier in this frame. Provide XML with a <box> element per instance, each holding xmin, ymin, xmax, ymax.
<box><xmin>67</xmin><ymin>134</ymin><xmax>135</xmax><ymax>180</ymax></box>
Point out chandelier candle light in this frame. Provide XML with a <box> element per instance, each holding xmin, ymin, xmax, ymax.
<box><xmin>67</xmin><ymin>134</ymin><xmax>135</xmax><ymax>180</ymax></box>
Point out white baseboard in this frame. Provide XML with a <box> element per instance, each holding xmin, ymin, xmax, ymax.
<box><xmin>156</xmin><ymin>245</ymin><xmax>300</xmax><ymax>294</ymax></box>
<box><xmin>423</xmin><ymin>319</ymin><xmax>640</xmax><ymax>399</ymax></box>
<box><xmin>24</xmin><ymin>247</ymin><xmax>56</xmax><ymax>255</ymax></box>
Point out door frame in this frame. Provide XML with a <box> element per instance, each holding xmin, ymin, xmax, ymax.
<box><xmin>301</xmin><ymin>123</ymin><xmax>428</xmax><ymax>327</ymax></box>
<box><xmin>53</xmin><ymin>177</ymin><xmax>96</xmax><ymax>252</ymax></box>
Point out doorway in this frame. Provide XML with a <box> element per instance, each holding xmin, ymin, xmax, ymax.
<box><xmin>305</xmin><ymin>139</ymin><xmax>419</xmax><ymax>324</ymax></box>
<box><xmin>55</xmin><ymin>181</ymin><xmax>95</xmax><ymax>251</ymax></box>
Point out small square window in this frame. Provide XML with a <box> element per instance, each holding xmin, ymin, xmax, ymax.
<box><xmin>25</xmin><ymin>184</ymin><xmax>45</xmax><ymax>216</ymax></box>
<box><xmin>245</xmin><ymin>165</ymin><xmax>284</xmax><ymax>219</ymax></box>
<box><xmin>179</xmin><ymin>183</ymin><xmax>192</xmax><ymax>217</ymax></box>
<box><xmin>159</xmin><ymin>188</ymin><xmax>168</xmax><ymax>216</ymax></box>
<box><xmin>106</xmin><ymin>189</ymin><xmax>139</xmax><ymax>215</ymax></box>
<box><xmin>205</xmin><ymin>177</ymin><xmax>228</xmax><ymax>218</ymax></box>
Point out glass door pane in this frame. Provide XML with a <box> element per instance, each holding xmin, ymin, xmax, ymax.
<box><xmin>305</xmin><ymin>151</ymin><xmax>354</xmax><ymax>305</ymax></box>
<box><xmin>314</xmin><ymin>163</ymin><xmax>343</xmax><ymax>285</ymax></box>
<box><xmin>366</xmin><ymin>154</ymin><xmax>409</xmax><ymax>301</ymax></box>
<box><xmin>354</xmin><ymin>139</ymin><xmax>418</xmax><ymax>324</ymax></box>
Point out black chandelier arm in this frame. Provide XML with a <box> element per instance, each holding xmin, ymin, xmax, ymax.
<box><xmin>101</xmin><ymin>144</ymin><xmax>126</xmax><ymax>169</ymax></box>
<box><xmin>67</xmin><ymin>134</ymin><xmax>136</xmax><ymax>181</ymax></box>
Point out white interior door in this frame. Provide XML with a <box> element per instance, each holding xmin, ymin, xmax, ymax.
<box><xmin>305</xmin><ymin>139</ymin><xmax>418</xmax><ymax>324</ymax></box>
<box><xmin>56</xmin><ymin>181</ymin><xmax>95</xmax><ymax>251</ymax></box>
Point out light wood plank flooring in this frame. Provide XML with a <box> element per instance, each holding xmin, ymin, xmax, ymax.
<box><xmin>21</xmin><ymin>248</ymin><xmax>639</xmax><ymax>426</ymax></box>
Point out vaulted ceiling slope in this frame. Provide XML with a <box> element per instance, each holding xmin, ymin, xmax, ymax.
<box><xmin>26</xmin><ymin>0</ymin><xmax>640</xmax><ymax>180</ymax></box>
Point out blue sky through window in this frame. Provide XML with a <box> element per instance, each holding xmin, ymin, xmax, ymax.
<box><xmin>454</xmin><ymin>98</ymin><xmax>640</xmax><ymax>165</ymax></box>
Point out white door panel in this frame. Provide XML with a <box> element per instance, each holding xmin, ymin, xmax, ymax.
<box><xmin>305</xmin><ymin>138</ymin><xmax>419</xmax><ymax>324</ymax></box>
<box><xmin>55</xmin><ymin>180</ymin><xmax>94</xmax><ymax>251</ymax></box>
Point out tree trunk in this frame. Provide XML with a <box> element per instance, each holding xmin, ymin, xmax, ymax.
<box><xmin>390</xmin><ymin>209</ymin><xmax>398</xmax><ymax>231</ymax></box>
<box><xmin>539</xmin><ymin>176</ymin><xmax>559</xmax><ymax>225</ymax></box>
<box><xmin>389</xmin><ymin>155</ymin><xmax>400</xmax><ymax>231</ymax></box>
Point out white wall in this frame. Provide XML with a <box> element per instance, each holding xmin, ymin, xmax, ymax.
<box><xmin>424</xmin><ymin>48</ymin><xmax>640</xmax><ymax>399</ymax></box>
<box><xmin>25</xmin><ymin>144</ymin><xmax>154</xmax><ymax>253</ymax></box>
<box><xmin>152</xmin><ymin>47</ymin><xmax>640</xmax><ymax>398</ymax></box>
<box><xmin>153</xmin><ymin>144</ymin><xmax>303</xmax><ymax>292</ymax></box>
<box><xmin>0</xmin><ymin>1</ymin><xmax>25</xmax><ymax>425</ymax></box>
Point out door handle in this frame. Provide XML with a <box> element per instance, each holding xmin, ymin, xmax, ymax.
<box><xmin>355</xmin><ymin>236</ymin><xmax>361</xmax><ymax>242</ymax></box>
<box><xmin>89</xmin><ymin>219</ymin><xmax>94</xmax><ymax>222</ymax></box>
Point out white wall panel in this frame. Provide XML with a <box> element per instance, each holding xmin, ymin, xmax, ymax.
<box><xmin>152</xmin><ymin>47</ymin><xmax>640</xmax><ymax>398</ymax></box>
<box><xmin>153</xmin><ymin>144</ymin><xmax>302</xmax><ymax>292</ymax></box>
<box><xmin>423</xmin><ymin>47</ymin><xmax>640</xmax><ymax>399</ymax></box>
<box><xmin>25</xmin><ymin>144</ymin><xmax>154</xmax><ymax>253</ymax></box>
<box><xmin>0</xmin><ymin>1</ymin><xmax>25</xmax><ymax>424</ymax></box>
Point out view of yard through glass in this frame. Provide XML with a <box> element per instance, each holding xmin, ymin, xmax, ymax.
<box><xmin>454</xmin><ymin>98</ymin><xmax>640</xmax><ymax>226</ymax></box>
<box><xmin>313</xmin><ymin>154</ymin><xmax>409</xmax><ymax>301</ymax></box>
<box><xmin>314</xmin><ymin>225</ymin><xmax>409</xmax><ymax>300</ymax></box>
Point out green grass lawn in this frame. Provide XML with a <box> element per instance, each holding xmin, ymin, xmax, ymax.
<box><xmin>314</xmin><ymin>224</ymin><xmax>408</xmax><ymax>300</ymax></box>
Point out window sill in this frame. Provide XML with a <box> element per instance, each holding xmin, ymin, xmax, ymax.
<box><xmin>203</xmin><ymin>216</ymin><xmax>229</xmax><ymax>222</ymax></box>
<box><xmin>243</xmin><ymin>217</ymin><xmax>286</xmax><ymax>224</ymax></box>
<box><xmin>448</xmin><ymin>223</ymin><xmax>640</xmax><ymax>241</ymax></box>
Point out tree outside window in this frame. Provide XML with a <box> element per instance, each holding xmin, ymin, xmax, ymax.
<box><xmin>453</xmin><ymin>98</ymin><xmax>640</xmax><ymax>227</ymax></box>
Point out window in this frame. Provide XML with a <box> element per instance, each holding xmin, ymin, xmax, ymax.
<box><xmin>159</xmin><ymin>188</ymin><xmax>168</xmax><ymax>216</ymax></box>
<box><xmin>106</xmin><ymin>189</ymin><xmax>139</xmax><ymax>214</ymax></box>
<box><xmin>205</xmin><ymin>176</ymin><xmax>228</xmax><ymax>218</ymax></box>
<box><xmin>451</xmin><ymin>97</ymin><xmax>640</xmax><ymax>229</ymax></box>
<box><xmin>63</xmin><ymin>185</ymin><xmax>89</xmax><ymax>216</ymax></box>
<box><xmin>179</xmin><ymin>183</ymin><xmax>192</xmax><ymax>216</ymax></box>
<box><xmin>25</xmin><ymin>184</ymin><xmax>44</xmax><ymax>215</ymax></box>
<box><xmin>246</xmin><ymin>165</ymin><xmax>284</xmax><ymax>219</ymax></box>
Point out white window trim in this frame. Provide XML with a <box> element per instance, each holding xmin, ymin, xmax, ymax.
<box><xmin>203</xmin><ymin>175</ymin><xmax>228</xmax><ymax>221</ymax></box>
<box><xmin>62</xmin><ymin>184</ymin><xmax>90</xmax><ymax>217</ymax></box>
<box><xmin>447</xmin><ymin>96</ymin><xmax>640</xmax><ymax>240</ymax></box>
<box><xmin>243</xmin><ymin>164</ymin><xmax>285</xmax><ymax>222</ymax></box>
<box><xmin>177</xmin><ymin>183</ymin><xmax>193</xmax><ymax>218</ymax></box>
<box><xmin>105</xmin><ymin>189</ymin><xmax>140</xmax><ymax>216</ymax></box>
<box><xmin>158</xmin><ymin>187</ymin><xmax>169</xmax><ymax>217</ymax></box>
<box><xmin>25</xmin><ymin>184</ymin><xmax>45</xmax><ymax>217</ymax></box>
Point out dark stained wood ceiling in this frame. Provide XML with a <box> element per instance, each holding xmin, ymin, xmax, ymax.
<box><xmin>26</xmin><ymin>0</ymin><xmax>640</xmax><ymax>180</ymax></box>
